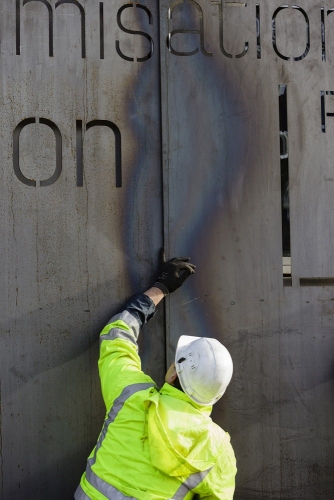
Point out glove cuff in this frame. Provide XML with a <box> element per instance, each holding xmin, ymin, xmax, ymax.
<box><xmin>153</xmin><ymin>282</ymin><xmax>169</xmax><ymax>296</ymax></box>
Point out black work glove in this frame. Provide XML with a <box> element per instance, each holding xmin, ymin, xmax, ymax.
<box><xmin>153</xmin><ymin>251</ymin><xmax>196</xmax><ymax>295</ymax></box>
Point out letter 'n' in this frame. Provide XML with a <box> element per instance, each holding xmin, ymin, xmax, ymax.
<box><xmin>76</xmin><ymin>120</ymin><xmax>122</xmax><ymax>188</ymax></box>
<box><xmin>17</xmin><ymin>0</ymin><xmax>53</xmax><ymax>56</ymax></box>
<box><xmin>55</xmin><ymin>0</ymin><xmax>86</xmax><ymax>58</ymax></box>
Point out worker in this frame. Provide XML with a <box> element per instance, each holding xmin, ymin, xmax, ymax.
<box><xmin>74</xmin><ymin>255</ymin><xmax>236</xmax><ymax>499</ymax></box>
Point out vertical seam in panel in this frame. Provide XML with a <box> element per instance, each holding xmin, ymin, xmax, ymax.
<box><xmin>157</xmin><ymin>0</ymin><xmax>168</xmax><ymax>374</ymax></box>
<box><xmin>0</xmin><ymin>378</ymin><xmax>3</xmax><ymax>497</ymax></box>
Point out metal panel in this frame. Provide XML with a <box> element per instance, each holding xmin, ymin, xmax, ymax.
<box><xmin>160</xmin><ymin>1</ymin><xmax>334</xmax><ymax>499</ymax></box>
<box><xmin>0</xmin><ymin>1</ymin><xmax>163</xmax><ymax>498</ymax></box>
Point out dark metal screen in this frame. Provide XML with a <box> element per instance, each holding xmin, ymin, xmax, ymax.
<box><xmin>0</xmin><ymin>1</ymin><xmax>333</xmax><ymax>499</ymax></box>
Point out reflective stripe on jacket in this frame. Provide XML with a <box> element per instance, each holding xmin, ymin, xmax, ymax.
<box><xmin>75</xmin><ymin>294</ymin><xmax>237</xmax><ymax>500</ymax></box>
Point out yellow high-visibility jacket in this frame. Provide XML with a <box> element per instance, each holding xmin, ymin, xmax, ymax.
<box><xmin>75</xmin><ymin>294</ymin><xmax>237</xmax><ymax>500</ymax></box>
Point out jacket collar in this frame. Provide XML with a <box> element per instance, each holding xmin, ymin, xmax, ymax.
<box><xmin>159</xmin><ymin>383</ymin><xmax>212</xmax><ymax>415</ymax></box>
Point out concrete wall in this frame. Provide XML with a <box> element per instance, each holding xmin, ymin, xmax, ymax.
<box><xmin>0</xmin><ymin>1</ymin><xmax>164</xmax><ymax>498</ymax></box>
<box><xmin>0</xmin><ymin>1</ymin><xmax>333</xmax><ymax>499</ymax></box>
<box><xmin>160</xmin><ymin>1</ymin><xmax>334</xmax><ymax>499</ymax></box>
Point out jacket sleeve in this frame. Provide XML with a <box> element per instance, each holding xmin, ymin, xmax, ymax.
<box><xmin>194</xmin><ymin>433</ymin><xmax>237</xmax><ymax>500</ymax></box>
<box><xmin>98</xmin><ymin>293</ymin><xmax>156</xmax><ymax>409</ymax></box>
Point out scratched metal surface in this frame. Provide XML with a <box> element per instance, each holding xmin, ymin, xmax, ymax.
<box><xmin>160</xmin><ymin>1</ymin><xmax>334</xmax><ymax>499</ymax></box>
<box><xmin>0</xmin><ymin>1</ymin><xmax>163</xmax><ymax>499</ymax></box>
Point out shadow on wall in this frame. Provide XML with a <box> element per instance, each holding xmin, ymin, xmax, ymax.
<box><xmin>1</xmin><ymin>278</ymin><xmax>164</xmax><ymax>500</ymax></box>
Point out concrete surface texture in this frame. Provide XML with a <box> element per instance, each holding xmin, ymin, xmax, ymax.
<box><xmin>0</xmin><ymin>1</ymin><xmax>333</xmax><ymax>499</ymax></box>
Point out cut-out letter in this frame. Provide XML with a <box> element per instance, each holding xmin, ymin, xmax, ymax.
<box><xmin>13</xmin><ymin>118</ymin><xmax>62</xmax><ymax>187</ymax></box>
<box><xmin>16</xmin><ymin>0</ymin><xmax>21</xmax><ymax>55</ymax></box>
<box><xmin>13</xmin><ymin>118</ymin><xmax>37</xmax><ymax>186</ymax></box>
<box><xmin>321</xmin><ymin>90</ymin><xmax>326</xmax><ymax>132</ymax></box>
<box><xmin>272</xmin><ymin>6</ymin><xmax>290</xmax><ymax>61</ymax></box>
<box><xmin>23</xmin><ymin>0</ymin><xmax>53</xmax><ymax>57</ymax></box>
<box><xmin>116</xmin><ymin>4</ymin><xmax>154</xmax><ymax>62</ymax></box>
<box><xmin>321</xmin><ymin>91</ymin><xmax>334</xmax><ymax>133</ymax></box>
<box><xmin>39</xmin><ymin>118</ymin><xmax>62</xmax><ymax>186</ymax></box>
<box><xmin>55</xmin><ymin>0</ymin><xmax>86</xmax><ymax>58</ymax></box>
<box><xmin>167</xmin><ymin>0</ymin><xmax>211</xmax><ymax>57</ymax></box>
<box><xmin>214</xmin><ymin>0</ymin><xmax>248</xmax><ymax>58</ymax></box>
<box><xmin>272</xmin><ymin>5</ymin><xmax>310</xmax><ymax>62</ymax></box>
<box><xmin>256</xmin><ymin>4</ymin><xmax>261</xmax><ymax>59</ymax></box>
<box><xmin>76</xmin><ymin>120</ymin><xmax>83</xmax><ymax>186</ymax></box>
<box><xmin>325</xmin><ymin>9</ymin><xmax>334</xmax><ymax>63</ymax></box>
<box><xmin>278</xmin><ymin>85</ymin><xmax>291</xmax><ymax>283</ymax></box>
<box><xmin>76</xmin><ymin>120</ymin><xmax>122</xmax><ymax>188</ymax></box>
<box><xmin>321</xmin><ymin>8</ymin><xmax>326</xmax><ymax>62</ymax></box>
<box><xmin>100</xmin><ymin>2</ymin><xmax>104</xmax><ymax>59</ymax></box>
<box><xmin>300</xmin><ymin>278</ymin><xmax>334</xmax><ymax>286</ymax></box>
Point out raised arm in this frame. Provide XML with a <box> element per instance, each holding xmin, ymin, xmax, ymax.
<box><xmin>98</xmin><ymin>254</ymin><xmax>195</xmax><ymax>408</ymax></box>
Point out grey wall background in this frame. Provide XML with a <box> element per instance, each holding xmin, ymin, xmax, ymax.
<box><xmin>160</xmin><ymin>1</ymin><xmax>334</xmax><ymax>499</ymax></box>
<box><xmin>0</xmin><ymin>1</ymin><xmax>164</xmax><ymax>498</ymax></box>
<box><xmin>0</xmin><ymin>1</ymin><xmax>333</xmax><ymax>499</ymax></box>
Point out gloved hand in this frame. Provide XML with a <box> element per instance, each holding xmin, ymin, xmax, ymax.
<box><xmin>153</xmin><ymin>251</ymin><xmax>196</xmax><ymax>295</ymax></box>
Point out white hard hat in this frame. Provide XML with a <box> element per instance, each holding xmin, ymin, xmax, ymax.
<box><xmin>175</xmin><ymin>335</ymin><xmax>233</xmax><ymax>406</ymax></box>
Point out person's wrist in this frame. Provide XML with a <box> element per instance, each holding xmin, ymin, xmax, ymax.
<box><xmin>143</xmin><ymin>287</ymin><xmax>165</xmax><ymax>306</ymax></box>
<box><xmin>153</xmin><ymin>282</ymin><xmax>169</xmax><ymax>296</ymax></box>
